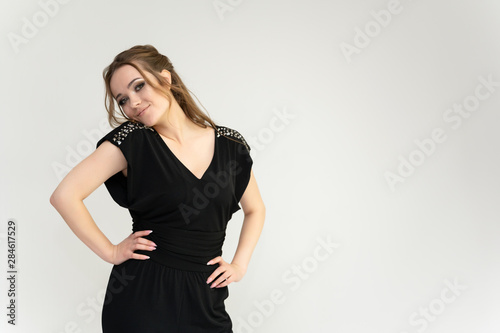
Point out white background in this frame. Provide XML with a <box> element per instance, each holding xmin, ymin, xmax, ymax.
<box><xmin>1</xmin><ymin>0</ymin><xmax>499</xmax><ymax>332</ymax></box>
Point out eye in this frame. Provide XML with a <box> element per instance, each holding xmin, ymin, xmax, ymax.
<box><xmin>118</xmin><ymin>97</ymin><xmax>128</xmax><ymax>106</ymax></box>
<box><xmin>135</xmin><ymin>82</ymin><xmax>145</xmax><ymax>91</ymax></box>
<box><xmin>116</xmin><ymin>82</ymin><xmax>144</xmax><ymax>106</ymax></box>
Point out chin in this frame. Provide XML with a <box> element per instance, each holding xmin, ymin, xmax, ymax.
<box><xmin>137</xmin><ymin>116</ymin><xmax>157</xmax><ymax>127</ymax></box>
<box><xmin>137</xmin><ymin>119</ymin><xmax>151</xmax><ymax>126</ymax></box>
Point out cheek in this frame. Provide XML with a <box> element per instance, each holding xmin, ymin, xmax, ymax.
<box><xmin>143</xmin><ymin>88</ymin><xmax>156</xmax><ymax>101</ymax></box>
<box><xmin>120</xmin><ymin>106</ymin><xmax>134</xmax><ymax>118</ymax></box>
<box><xmin>146</xmin><ymin>87</ymin><xmax>169</xmax><ymax>105</ymax></box>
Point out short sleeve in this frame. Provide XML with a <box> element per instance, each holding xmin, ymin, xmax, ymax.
<box><xmin>232</xmin><ymin>131</ymin><xmax>253</xmax><ymax>204</ymax></box>
<box><xmin>95</xmin><ymin>121</ymin><xmax>152</xmax><ymax>208</ymax></box>
<box><xmin>96</xmin><ymin>121</ymin><xmax>138</xmax><ymax>157</ymax></box>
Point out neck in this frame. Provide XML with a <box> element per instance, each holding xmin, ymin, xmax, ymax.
<box><xmin>153</xmin><ymin>100</ymin><xmax>199</xmax><ymax>144</ymax></box>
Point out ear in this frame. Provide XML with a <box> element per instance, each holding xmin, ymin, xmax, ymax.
<box><xmin>160</xmin><ymin>69</ymin><xmax>172</xmax><ymax>85</ymax></box>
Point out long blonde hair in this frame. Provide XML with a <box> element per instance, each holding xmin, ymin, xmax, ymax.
<box><xmin>103</xmin><ymin>44</ymin><xmax>217</xmax><ymax>130</ymax></box>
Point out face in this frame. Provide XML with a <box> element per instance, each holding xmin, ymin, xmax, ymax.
<box><xmin>110</xmin><ymin>64</ymin><xmax>171</xmax><ymax>126</ymax></box>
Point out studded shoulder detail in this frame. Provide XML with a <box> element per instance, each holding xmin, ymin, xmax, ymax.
<box><xmin>216</xmin><ymin>126</ymin><xmax>251</xmax><ymax>152</ymax></box>
<box><xmin>112</xmin><ymin>121</ymin><xmax>154</xmax><ymax>146</ymax></box>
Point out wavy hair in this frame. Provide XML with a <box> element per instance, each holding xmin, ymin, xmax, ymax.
<box><xmin>103</xmin><ymin>44</ymin><xmax>217</xmax><ymax>130</ymax></box>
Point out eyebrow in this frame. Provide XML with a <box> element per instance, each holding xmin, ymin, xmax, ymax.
<box><xmin>114</xmin><ymin>77</ymin><xmax>141</xmax><ymax>100</ymax></box>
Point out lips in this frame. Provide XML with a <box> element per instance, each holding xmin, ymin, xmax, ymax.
<box><xmin>137</xmin><ymin>105</ymin><xmax>149</xmax><ymax>117</ymax></box>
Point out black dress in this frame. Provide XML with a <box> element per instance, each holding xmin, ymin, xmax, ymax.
<box><xmin>96</xmin><ymin>121</ymin><xmax>253</xmax><ymax>333</ymax></box>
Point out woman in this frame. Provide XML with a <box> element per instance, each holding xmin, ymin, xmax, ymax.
<box><xmin>50</xmin><ymin>44</ymin><xmax>266</xmax><ymax>332</ymax></box>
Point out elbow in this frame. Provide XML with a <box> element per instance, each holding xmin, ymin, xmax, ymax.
<box><xmin>50</xmin><ymin>185</ymin><xmax>84</xmax><ymax>210</ymax></box>
<box><xmin>49</xmin><ymin>189</ymin><xmax>61</xmax><ymax>209</ymax></box>
<box><xmin>50</xmin><ymin>181</ymin><xmax>86</xmax><ymax>211</ymax></box>
<box><xmin>50</xmin><ymin>187</ymin><xmax>69</xmax><ymax>210</ymax></box>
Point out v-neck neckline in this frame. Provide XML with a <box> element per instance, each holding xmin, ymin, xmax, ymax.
<box><xmin>153</xmin><ymin>126</ymin><xmax>217</xmax><ymax>181</ymax></box>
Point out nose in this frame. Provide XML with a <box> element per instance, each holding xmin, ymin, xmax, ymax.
<box><xmin>129</xmin><ymin>93</ymin><xmax>141</xmax><ymax>107</ymax></box>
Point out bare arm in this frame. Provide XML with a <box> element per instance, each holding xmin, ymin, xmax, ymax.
<box><xmin>49</xmin><ymin>141</ymin><xmax>156</xmax><ymax>264</ymax></box>
<box><xmin>230</xmin><ymin>169</ymin><xmax>266</xmax><ymax>271</ymax></box>
<box><xmin>207</xmin><ymin>169</ymin><xmax>266</xmax><ymax>287</ymax></box>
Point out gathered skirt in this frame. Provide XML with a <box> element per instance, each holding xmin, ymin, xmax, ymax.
<box><xmin>101</xmin><ymin>258</ymin><xmax>232</xmax><ymax>332</ymax></box>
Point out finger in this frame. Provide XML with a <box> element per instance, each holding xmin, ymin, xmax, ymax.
<box><xmin>131</xmin><ymin>252</ymin><xmax>151</xmax><ymax>260</ymax></box>
<box><xmin>211</xmin><ymin>269</ymin><xmax>232</xmax><ymax>288</ymax></box>
<box><xmin>216</xmin><ymin>275</ymin><xmax>232</xmax><ymax>288</ymax></box>
<box><xmin>134</xmin><ymin>243</ymin><xmax>157</xmax><ymax>252</ymax></box>
<box><xmin>207</xmin><ymin>256</ymin><xmax>222</xmax><ymax>265</ymax></box>
<box><xmin>135</xmin><ymin>237</ymin><xmax>157</xmax><ymax>248</ymax></box>
<box><xmin>206</xmin><ymin>267</ymin><xmax>226</xmax><ymax>284</ymax></box>
<box><xmin>212</xmin><ymin>275</ymin><xmax>231</xmax><ymax>288</ymax></box>
<box><xmin>134</xmin><ymin>230</ymin><xmax>154</xmax><ymax>238</ymax></box>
